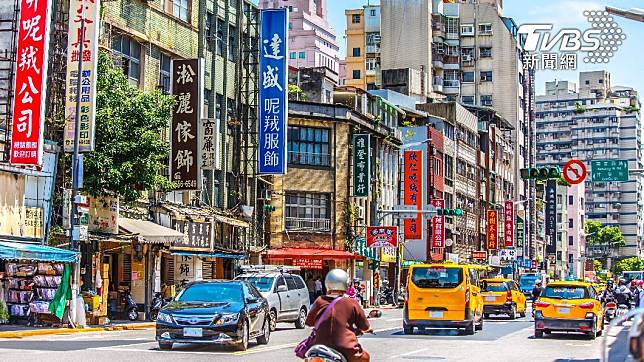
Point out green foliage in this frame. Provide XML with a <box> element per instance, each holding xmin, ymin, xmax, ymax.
<box><xmin>584</xmin><ymin>220</ymin><xmax>626</xmax><ymax>247</ymax></box>
<box><xmin>623</xmin><ymin>105</ymin><xmax>640</xmax><ymax>114</ymax></box>
<box><xmin>287</xmin><ymin>84</ymin><xmax>306</xmax><ymax>100</ymax></box>
<box><xmin>0</xmin><ymin>302</ymin><xmax>8</xmax><ymax>322</ymax></box>
<box><xmin>573</xmin><ymin>102</ymin><xmax>586</xmax><ymax>114</ymax></box>
<box><xmin>613</xmin><ymin>257</ymin><xmax>644</xmax><ymax>275</ymax></box>
<box><xmin>584</xmin><ymin>220</ymin><xmax>602</xmax><ymax>246</ymax></box>
<box><xmin>593</xmin><ymin>259</ymin><xmax>602</xmax><ymax>272</ymax></box>
<box><xmin>83</xmin><ymin>51</ymin><xmax>175</xmax><ymax>202</ymax></box>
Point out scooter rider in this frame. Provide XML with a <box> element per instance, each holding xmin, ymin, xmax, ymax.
<box><xmin>614</xmin><ymin>279</ymin><xmax>633</xmax><ymax>307</ymax></box>
<box><xmin>305</xmin><ymin>269</ymin><xmax>372</xmax><ymax>362</ymax></box>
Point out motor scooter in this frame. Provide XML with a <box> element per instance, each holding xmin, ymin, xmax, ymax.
<box><xmin>149</xmin><ymin>292</ymin><xmax>172</xmax><ymax>321</ymax></box>
<box><xmin>304</xmin><ymin>314</ymin><xmax>378</xmax><ymax>362</ymax></box>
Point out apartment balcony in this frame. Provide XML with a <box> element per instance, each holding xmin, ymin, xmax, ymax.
<box><xmin>432</xmin><ymin>76</ymin><xmax>443</xmax><ymax>93</ymax></box>
<box><xmin>285</xmin><ymin>217</ymin><xmax>332</xmax><ymax>232</ymax></box>
<box><xmin>366</xmin><ymin>45</ymin><xmax>380</xmax><ymax>54</ymax></box>
<box><xmin>446</xmin><ymin>32</ymin><xmax>459</xmax><ymax>40</ymax></box>
<box><xmin>432</xmin><ymin>53</ymin><xmax>444</xmax><ymax>68</ymax></box>
<box><xmin>443</xmin><ymin>79</ymin><xmax>460</xmax><ymax>94</ymax></box>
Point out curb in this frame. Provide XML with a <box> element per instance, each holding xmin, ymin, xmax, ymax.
<box><xmin>0</xmin><ymin>322</ymin><xmax>156</xmax><ymax>339</ymax></box>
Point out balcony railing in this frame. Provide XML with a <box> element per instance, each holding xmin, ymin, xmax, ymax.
<box><xmin>288</xmin><ymin>151</ymin><xmax>331</xmax><ymax>167</ymax></box>
<box><xmin>443</xmin><ymin>79</ymin><xmax>460</xmax><ymax>87</ymax></box>
<box><xmin>285</xmin><ymin>217</ymin><xmax>332</xmax><ymax>232</ymax></box>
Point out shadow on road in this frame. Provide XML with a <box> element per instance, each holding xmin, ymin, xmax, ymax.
<box><xmin>0</xmin><ymin>339</ymin><xmax>154</xmax><ymax>352</ymax></box>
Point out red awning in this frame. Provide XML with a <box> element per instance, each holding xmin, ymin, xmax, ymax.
<box><xmin>264</xmin><ymin>248</ymin><xmax>358</xmax><ymax>260</ymax></box>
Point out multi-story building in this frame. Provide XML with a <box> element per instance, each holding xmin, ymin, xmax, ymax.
<box><xmin>344</xmin><ymin>5</ymin><xmax>381</xmax><ymax>91</ymax></box>
<box><xmin>260</xmin><ymin>0</ymin><xmax>340</xmax><ymax>73</ymax></box>
<box><xmin>536</xmin><ymin>71</ymin><xmax>644</xmax><ymax>258</ymax></box>
<box><xmin>554</xmin><ymin>183</ymin><xmax>570</xmax><ymax>279</ymax></box>
<box><xmin>567</xmin><ymin>183</ymin><xmax>586</xmax><ymax>279</ymax></box>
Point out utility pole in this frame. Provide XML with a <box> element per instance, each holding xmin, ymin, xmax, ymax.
<box><xmin>68</xmin><ymin>0</ymin><xmax>87</xmax><ymax>327</ymax></box>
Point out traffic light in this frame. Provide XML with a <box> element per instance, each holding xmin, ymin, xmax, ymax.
<box><xmin>263</xmin><ymin>204</ymin><xmax>276</xmax><ymax>213</ymax></box>
<box><xmin>520</xmin><ymin>167</ymin><xmax>560</xmax><ymax>180</ymax></box>
<box><xmin>437</xmin><ymin>208</ymin><xmax>464</xmax><ymax>216</ymax></box>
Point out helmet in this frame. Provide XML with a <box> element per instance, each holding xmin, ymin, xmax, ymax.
<box><xmin>535</xmin><ymin>280</ymin><xmax>542</xmax><ymax>285</ymax></box>
<box><xmin>638</xmin><ymin>280</ymin><xmax>644</xmax><ymax>287</ymax></box>
<box><xmin>325</xmin><ymin>269</ymin><xmax>350</xmax><ymax>292</ymax></box>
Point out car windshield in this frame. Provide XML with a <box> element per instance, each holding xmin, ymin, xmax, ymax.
<box><xmin>519</xmin><ymin>277</ymin><xmax>538</xmax><ymax>287</ymax></box>
<box><xmin>237</xmin><ymin>276</ymin><xmax>274</xmax><ymax>292</ymax></box>
<box><xmin>542</xmin><ymin>286</ymin><xmax>588</xmax><ymax>300</ymax></box>
<box><xmin>483</xmin><ymin>282</ymin><xmax>507</xmax><ymax>292</ymax></box>
<box><xmin>176</xmin><ymin>283</ymin><xmax>243</xmax><ymax>303</ymax></box>
<box><xmin>411</xmin><ymin>267</ymin><xmax>463</xmax><ymax>289</ymax></box>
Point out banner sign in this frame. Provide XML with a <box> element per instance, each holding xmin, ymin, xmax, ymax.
<box><xmin>63</xmin><ymin>0</ymin><xmax>100</xmax><ymax>152</ymax></box>
<box><xmin>403</xmin><ymin>150</ymin><xmax>423</xmax><ymax>240</ymax></box>
<box><xmin>258</xmin><ymin>9</ymin><xmax>288</xmax><ymax>174</ymax></box>
<box><xmin>352</xmin><ymin>134</ymin><xmax>370</xmax><ymax>197</ymax></box>
<box><xmin>504</xmin><ymin>200</ymin><xmax>514</xmax><ymax>247</ymax></box>
<box><xmin>380</xmin><ymin>247</ymin><xmax>396</xmax><ymax>263</ymax></box>
<box><xmin>366</xmin><ymin>226</ymin><xmax>398</xmax><ymax>248</ymax></box>
<box><xmin>472</xmin><ymin>250</ymin><xmax>488</xmax><ymax>260</ymax></box>
<box><xmin>171</xmin><ymin>219</ymin><xmax>210</xmax><ymax>250</ymax></box>
<box><xmin>292</xmin><ymin>258</ymin><xmax>323</xmax><ymax>269</ymax></box>
<box><xmin>516</xmin><ymin>216</ymin><xmax>525</xmax><ymax>248</ymax></box>
<box><xmin>10</xmin><ymin>0</ymin><xmax>53</xmax><ymax>165</ymax></box>
<box><xmin>431</xmin><ymin>199</ymin><xmax>445</xmax><ymax>248</ymax></box>
<box><xmin>486</xmin><ymin>210</ymin><xmax>498</xmax><ymax>250</ymax></box>
<box><xmin>545</xmin><ymin>180</ymin><xmax>557</xmax><ymax>254</ymax></box>
<box><xmin>200</xmin><ymin>118</ymin><xmax>220</xmax><ymax>170</ymax></box>
<box><xmin>170</xmin><ymin>58</ymin><xmax>203</xmax><ymax>190</ymax></box>
<box><xmin>354</xmin><ymin>237</ymin><xmax>379</xmax><ymax>261</ymax></box>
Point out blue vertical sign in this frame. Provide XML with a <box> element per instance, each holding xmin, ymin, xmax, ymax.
<box><xmin>259</xmin><ymin>9</ymin><xmax>288</xmax><ymax>174</ymax></box>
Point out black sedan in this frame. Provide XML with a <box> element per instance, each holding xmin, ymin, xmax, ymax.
<box><xmin>156</xmin><ymin>280</ymin><xmax>270</xmax><ymax>351</ymax></box>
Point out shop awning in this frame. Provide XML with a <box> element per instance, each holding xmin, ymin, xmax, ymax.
<box><xmin>213</xmin><ymin>214</ymin><xmax>249</xmax><ymax>228</ymax></box>
<box><xmin>265</xmin><ymin>248</ymin><xmax>358</xmax><ymax>260</ymax></box>
<box><xmin>171</xmin><ymin>250</ymin><xmax>247</xmax><ymax>260</ymax></box>
<box><xmin>119</xmin><ymin>218</ymin><xmax>186</xmax><ymax>244</ymax></box>
<box><xmin>0</xmin><ymin>241</ymin><xmax>79</xmax><ymax>263</ymax></box>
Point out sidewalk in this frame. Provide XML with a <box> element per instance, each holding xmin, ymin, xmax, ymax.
<box><xmin>0</xmin><ymin>320</ymin><xmax>155</xmax><ymax>339</ymax></box>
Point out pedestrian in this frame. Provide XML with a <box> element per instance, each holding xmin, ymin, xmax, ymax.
<box><xmin>531</xmin><ymin>280</ymin><xmax>542</xmax><ymax>300</ymax></box>
<box><xmin>315</xmin><ymin>277</ymin><xmax>323</xmax><ymax>298</ymax></box>
<box><xmin>306</xmin><ymin>276</ymin><xmax>316</xmax><ymax>304</ymax></box>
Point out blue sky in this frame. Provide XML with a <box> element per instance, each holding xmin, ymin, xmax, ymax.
<box><xmin>324</xmin><ymin>0</ymin><xmax>643</xmax><ymax>96</ymax></box>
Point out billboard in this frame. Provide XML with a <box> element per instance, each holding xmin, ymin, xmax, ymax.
<box><xmin>504</xmin><ymin>200</ymin><xmax>514</xmax><ymax>247</ymax></box>
<box><xmin>366</xmin><ymin>226</ymin><xmax>398</xmax><ymax>248</ymax></box>
<box><xmin>403</xmin><ymin>150</ymin><xmax>423</xmax><ymax>240</ymax></box>
<box><xmin>258</xmin><ymin>9</ymin><xmax>288</xmax><ymax>174</ymax></box>
<box><xmin>545</xmin><ymin>180</ymin><xmax>557</xmax><ymax>254</ymax></box>
<box><xmin>431</xmin><ymin>199</ymin><xmax>445</xmax><ymax>248</ymax></box>
<box><xmin>352</xmin><ymin>134</ymin><xmax>370</xmax><ymax>197</ymax></box>
<box><xmin>486</xmin><ymin>210</ymin><xmax>498</xmax><ymax>250</ymax></box>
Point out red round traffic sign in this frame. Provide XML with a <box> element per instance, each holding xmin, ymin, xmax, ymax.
<box><xmin>562</xmin><ymin>159</ymin><xmax>587</xmax><ymax>185</ymax></box>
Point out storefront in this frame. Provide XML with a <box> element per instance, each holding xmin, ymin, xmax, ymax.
<box><xmin>0</xmin><ymin>241</ymin><xmax>79</xmax><ymax>325</ymax></box>
<box><xmin>263</xmin><ymin>247</ymin><xmax>357</xmax><ymax>285</ymax></box>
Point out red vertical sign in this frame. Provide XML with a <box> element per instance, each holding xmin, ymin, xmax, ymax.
<box><xmin>404</xmin><ymin>150</ymin><xmax>422</xmax><ymax>240</ymax></box>
<box><xmin>504</xmin><ymin>200</ymin><xmax>514</xmax><ymax>247</ymax></box>
<box><xmin>486</xmin><ymin>210</ymin><xmax>498</xmax><ymax>250</ymax></box>
<box><xmin>431</xmin><ymin>199</ymin><xmax>445</xmax><ymax>248</ymax></box>
<box><xmin>10</xmin><ymin>0</ymin><xmax>51</xmax><ymax>165</ymax></box>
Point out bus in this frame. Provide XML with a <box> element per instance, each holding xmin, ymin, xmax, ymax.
<box><xmin>518</xmin><ymin>273</ymin><xmax>542</xmax><ymax>296</ymax></box>
<box><xmin>622</xmin><ymin>271</ymin><xmax>644</xmax><ymax>281</ymax></box>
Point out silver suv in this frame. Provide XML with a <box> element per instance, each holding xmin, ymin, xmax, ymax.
<box><xmin>236</xmin><ymin>271</ymin><xmax>310</xmax><ymax>331</ymax></box>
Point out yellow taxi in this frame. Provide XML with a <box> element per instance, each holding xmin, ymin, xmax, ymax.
<box><xmin>480</xmin><ymin>278</ymin><xmax>527</xmax><ymax>319</ymax></box>
<box><xmin>403</xmin><ymin>261</ymin><xmax>484</xmax><ymax>335</ymax></box>
<box><xmin>533</xmin><ymin>281</ymin><xmax>604</xmax><ymax>339</ymax></box>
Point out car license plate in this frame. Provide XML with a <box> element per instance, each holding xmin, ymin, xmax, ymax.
<box><xmin>558</xmin><ymin>307</ymin><xmax>570</xmax><ymax>314</ymax></box>
<box><xmin>183</xmin><ymin>327</ymin><xmax>203</xmax><ymax>337</ymax></box>
<box><xmin>485</xmin><ymin>296</ymin><xmax>496</xmax><ymax>302</ymax></box>
<box><xmin>429</xmin><ymin>311</ymin><xmax>444</xmax><ymax>318</ymax></box>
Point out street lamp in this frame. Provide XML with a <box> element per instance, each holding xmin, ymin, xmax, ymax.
<box><xmin>606</xmin><ymin>6</ymin><xmax>644</xmax><ymax>22</ymax></box>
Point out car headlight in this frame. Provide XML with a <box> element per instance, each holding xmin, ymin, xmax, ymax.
<box><xmin>215</xmin><ymin>313</ymin><xmax>239</xmax><ymax>325</ymax></box>
<box><xmin>585</xmin><ymin>312</ymin><xmax>595</xmax><ymax>319</ymax></box>
<box><xmin>157</xmin><ymin>312</ymin><xmax>174</xmax><ymax>324</ymax></box>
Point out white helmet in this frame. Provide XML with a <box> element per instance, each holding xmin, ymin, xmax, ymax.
<box><xmin>325</xmin><ymin>269</ymin><xmax>350</xmax><ymax>292</ymax></box>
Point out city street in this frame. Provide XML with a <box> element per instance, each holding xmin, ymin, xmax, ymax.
<box><xmin>0</xmin><ymin>308</ymin><xmax>631</xmax><ymax>362</ymax></box>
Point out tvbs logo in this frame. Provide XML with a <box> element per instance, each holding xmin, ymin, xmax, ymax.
<box><xmin>519</xmin><ymin>10</ymin><xmax>626</xmax><ymax>67</ymax></box>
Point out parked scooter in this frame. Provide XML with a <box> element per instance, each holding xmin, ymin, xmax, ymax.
<box><xmin>123</xmin><ymin>289</ymin><xmax>139</xmax><ymax>321</ymax></box>
<box><xmin>149</xmin><ymin>292</ymin><xmax>171</xmax><ymax>321</ymax></box>
<box><xmin>379</xmin><ymin>286</ymin><xmax>394</xmax><ymax>306</ymax></box>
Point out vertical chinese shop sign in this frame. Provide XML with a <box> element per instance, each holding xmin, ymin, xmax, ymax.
<box><xmin>10</xmin><ymin>0</ymin><xmax>53</xmax><ymax>165</ymax></box>
<box><xmin>516</xmin><ymin>216</ymin><xmax>525</xmax><ymax>248</ymax></box>
<box><xmin>258</xmin><ymin>9</ymin><xmax>288</xmax><ymax>174</ymax></box>
<box><xmin>63</xmin><ymin>0</ymin><xmax>100</xmax><ymax>152</ymax></box>
<box><xmin>504</xmin><ymin>200</ymin><xmax>514</xmax><ymax>247</ymax></box>
<box><xmin>352</xmin><ymin>134</ymin><xmax>370</xmax><ymax>197</ymax></box>
<box><xmin>170</xmin><ymin>59</ymin><xmax>203</xmax><ymax>190</ymax></box>
<box><xmin>487</xmin><ymin>210</ymin><xmax>498</xmax><ymax>250</ymax></box>
<box><xmin>431</xmin><ymin>199</ymin><xmax>445</xmax><ymax>248</ymax></box>
<box><xmin>404</xmin><ymin>150</ymin><xmax>423</xmax><ymax>240</ymax></box>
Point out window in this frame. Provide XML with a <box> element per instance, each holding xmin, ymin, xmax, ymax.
<box><xmin>444</xmin><ymin>155</ymin><xmax>454</xmax><ymax>180</ymax></box>
<box><xmin>298</xmin><ymin>51</ymin><xmax>306</xmax><ymax>59</ymax></box>
<box><xmin>585</xmin><ymin>80</ymin><xmax>590</xmax><ymax>85</ymax></box>
<box><xmin>352</xmin><ymin>14</ymin><xmax>361</xmax><ymax>23</ymax></box>
<box><xmin>411</xmin><ymin>267</ymin><xmax>463</xmax><ymax>289</ymax></box>
<box><xmin>171</xmin><ymin>0</ymin><xmax>189</xmax><ymax>22</ymax></box>
<box><xmin>352</xmin><ymin>69</ymin><xmax>361</xmax><ymax>79</ymax></box>
<box><xmin>370</xmin><ymin>9</ymin><xmax>376</xmax><ymax>16</ymax></box>
<box><xmin>290</xmin><ymin>52</ymin><xmax>296</xmax><ymax>59</ymax></box>
<box><xmin>568</xmin><ymin>218</ymin><xmax>573</xmax><ymax>228</ymax></box>
<box><xmin>568</xmin><ymin>254</ymin><xmax>574</xmax><ymax>264</ymax></box>
<box><xmin>480</xmin><ymin>47</ymin><xmax>492</xmax><ymax>58</ymax></box>
<box><xmin>111</xmin><ymin>34</ymin><xmax>141</xmax><ymax>87</ymax></box>
<box><xmin>352</xmin><ymin>47</ymin><xmax>361</xmax><ymax>57</ymax></box>
<box><xmin>288</xmin><ymin>126</ymin><xmax>331</xmax><ymax>166</ymax></box>
<box><xmin>479</xmin><ymin>23</ymin><xmax>492</xmax><ymax>35</ymax></box>
<box><xmin>293</xmin><ymin>276</ymin><xmax>306</xmax><ymax>289</ymax></box>
<box><xmin>462</xmin><ymin>71</ymin><xmax>474</xmax><ymax>83</ymax></box>
<box><xmin>216</xmin><ymin>18</ymin><xmax>225</xmax><ymax>56</ymax></box>
<box><xmin>288</xmin><ymin>5</ymin><xmax>293</xmax><ymax>12</ymax></box>
<box><xmin>228</xmin><ymin>25</ymin><xmax>237</xmax><ymax>61</ymax></box>
<box><xmin>599</xmin><ymin>79</ymin><xmax>603</xmax><ymax>84</ymax></box>
<box><xmin>288</xmin><ymin>22</ymin><xmax>293</xmax><ymax>30</ymax></box>
<box><xmin>460</xmin><ymin>24</ymin><xmax>474</xmax><ymax>36</ymax></box>
<box><xmin>285</xmin><ymin>193</ymin><xmax>331</xmax><ymax>231</ymax></box>
<box><xmin>285</xmin><ymin>275</ymin><xmax>297</xmax><ymax>290</ymax></box>
<box><xmin>461</xmin><ymin>95</ymin><xmax>474</xmax><ymax>105</ymax></box>
<box><xmin>159</xmin><ymin>52</ymin><xmax>171</xmax><ymax>94</ymax></box>
<box><xmin>569</xmin><ymin>235</ymin><xmax>574</xmax><ymax>246</ymax></box>
<box><xmin>568</xmin><ymin>195</ymin><xmax>573</xmax><ymax>205</ymax></box>
<box><xmin>480</xmin><ymin>71</ymin><xmax>493</xmax><ymax>82</ymax></box>
<box><xmin>365</xmin><ymin>59</ymin><xmax>377</xmax><ymax>71</ymax></box>
<box><xmin>480</xmin><ymin>95</ymin><xmax>493</xmax><ymax>106</ymax></box>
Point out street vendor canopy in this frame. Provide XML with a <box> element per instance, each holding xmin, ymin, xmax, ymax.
<box><xmin>119</xmin><ymin>218</ymin><xmax>186</xmax><ymax>244</ymax></box>
<box><xmin>265</xmin><ymin>248</ymin><xmax>358</xmax><ymax>260</ymax></box>
<box><xmin>0</xmin><ymin>241</ymin><xmax>79</xmax><ymax>262</ymax></box>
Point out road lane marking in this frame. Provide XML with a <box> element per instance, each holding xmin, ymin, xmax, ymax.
<box><xmin>232</xmin><ymin>343</ymin><xmax>297</xmax><ymax>355</ymax></box>
<box><xmin>389</xmin><ymin>347</ymin><xmax>429</xmax><ymax>359</ymax></box>
<box><xmin>386</xmin><ymin>318</ymin><xmax>403</xmax><ymax>322</ymax></box>
<box><xmin>374</xmin><ymin>326</ymin><xmax>402</xmax><ymax>333</ymax></box>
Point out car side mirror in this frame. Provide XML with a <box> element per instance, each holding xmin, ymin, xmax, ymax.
<box><xmin>277</xmin><ymin>285</ymin><xmax>288</xmax><ymax>293</ymax></box>
<box><xmin>246</xmin><ymin>297</ymin><xmax>258</xmax><ymax>304</ymax></box>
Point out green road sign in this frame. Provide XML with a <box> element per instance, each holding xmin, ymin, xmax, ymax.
<box><xmin>591</xmin><ymin>160</ymin><xmax>629</xmax><ymax>182</ymax></box>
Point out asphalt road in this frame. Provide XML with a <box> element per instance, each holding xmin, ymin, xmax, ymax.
<box><xmin>0</xmin><ymin>307</ymin><xmax>632</xmax><ymax>362</ymax></box>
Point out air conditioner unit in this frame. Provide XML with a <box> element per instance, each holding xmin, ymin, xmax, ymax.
<box><xmin>356</xmin><ymin>206</ymin><xmax>365</xmax><ymax>220</ymax></box>
<box><xmin>462</xmin><ymin>54</ymin><xmax>472</xmax><ymax>61</ymax></box>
